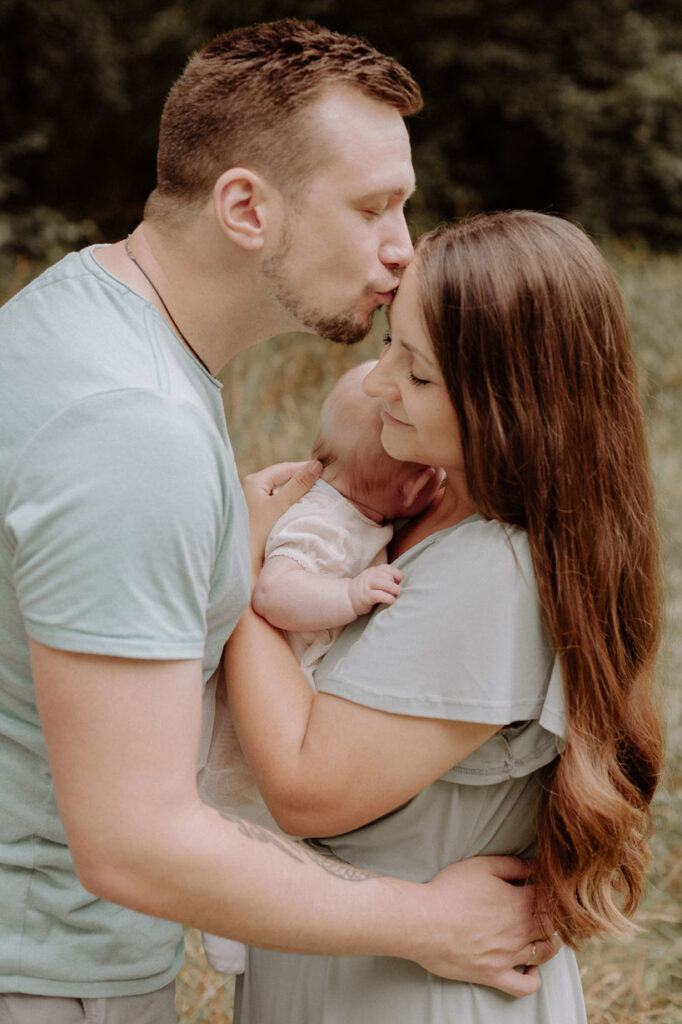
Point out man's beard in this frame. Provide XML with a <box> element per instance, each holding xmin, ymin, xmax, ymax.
<box><xmin>262</xmin><ymin>231</ymin><xmax>376</xmax><ymax>346</ymax></box>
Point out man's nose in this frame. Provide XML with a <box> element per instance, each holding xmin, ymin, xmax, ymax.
<box><xmin>379</xmin><ymin>214</ymin><xmax>414</xmax><ymax>271</ymax></box>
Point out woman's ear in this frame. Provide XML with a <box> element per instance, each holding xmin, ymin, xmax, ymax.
<box><xmin>212</xmin><ymin>168</ymin><xmax>273</xmax><ymax>251</ymax></box>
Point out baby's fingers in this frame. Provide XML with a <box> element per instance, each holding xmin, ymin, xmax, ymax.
<box><xmin>372</xmin><ymin>566</ymin><xmax>404</xmax><ymax>585</ymax></box>
<box><xmin>372</xmin><ymin>582</ymin><xmax>402</xmax><ymax>603</ymax></box>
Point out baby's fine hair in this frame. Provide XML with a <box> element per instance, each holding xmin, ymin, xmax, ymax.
<box><xmin>312</xmin><ymin>362</ymin><xmax>413</xmax><ymax>506</ymax></box>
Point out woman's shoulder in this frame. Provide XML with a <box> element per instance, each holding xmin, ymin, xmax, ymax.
<box><xmin>399</xmin><ymin>514</ymin><xmax>535</xmax><ymax>592</ymax></box>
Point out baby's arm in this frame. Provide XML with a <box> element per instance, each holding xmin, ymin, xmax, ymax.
<box><xmin>252</xmin><ymin>556</ymin><xmax>404</xmax><ymax>632</ymax></box>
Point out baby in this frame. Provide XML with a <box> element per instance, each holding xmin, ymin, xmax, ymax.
<box><xmin>199</xmin><ymin>360</ymin><xmax>441</xmax><ymax>973</ymax></box>
<box><xmin>252</xmin><ymin>360</ymin><xmax>440</xmax><ymax>686</ymax></box>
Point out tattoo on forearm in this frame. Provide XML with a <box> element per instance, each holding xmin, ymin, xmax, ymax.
<box><xmin>234</xmin><ymin>817</ymin><xmax>306</xmax><ymax>863</ymax></box>
<box><xmin>220</xmin><ymin>810</ymin><xmax>374</xmax><ymax>881</ymax></box>
<box><xmin>305</xmin><ymin>839</ymin><xmax>377</xmax><ymax>881</ymax></box>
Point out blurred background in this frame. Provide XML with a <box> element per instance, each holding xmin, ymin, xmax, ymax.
<box><xmin>1</xmin><ymin>1</ymin><xmax>680</xmax><ymax>1020</ymax></box>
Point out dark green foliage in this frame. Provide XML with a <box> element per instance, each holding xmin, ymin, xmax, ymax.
<box><xmin>0</xmin><ymin>0</ymin><xmax>680</xmax><ymax>253</ymax></box>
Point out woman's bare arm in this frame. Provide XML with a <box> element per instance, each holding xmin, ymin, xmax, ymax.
<box><xmin>225</xmin><ymin>608</ymin><xmax>499</xmax><ymax>837</ymax></box>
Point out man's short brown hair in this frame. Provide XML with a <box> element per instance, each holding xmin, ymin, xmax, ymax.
<box><xmin>148</xmin><ymin>18</ymin><xmax>422</xmax><ymax>212</ymax></box>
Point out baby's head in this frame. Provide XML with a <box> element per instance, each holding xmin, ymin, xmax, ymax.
<box><xmin>312</xmin><ymin>361</ymin><xmax>440</xmax><ymax>522</ymax></box>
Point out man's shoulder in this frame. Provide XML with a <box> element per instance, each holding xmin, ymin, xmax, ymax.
<box><xmin>1</xmin><ymin>249</ymin><xmax>90</xmax><ymax>313</ymax></box>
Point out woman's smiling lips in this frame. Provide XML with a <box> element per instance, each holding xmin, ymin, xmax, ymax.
<box><xmin>381</xmin><ymin>407</ymin><xmax>410</xmax><ymax>427</ymax></box>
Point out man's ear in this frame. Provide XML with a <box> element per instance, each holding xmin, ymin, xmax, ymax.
<box><xmin>212</xmin><ymin>168</ymin><xmax>274</xmax><ymax>251</ymax></box>
<box><xmin>401</xmin><ymin>466</ymin><xmax>445</xmax><ymax>513</ymax></box>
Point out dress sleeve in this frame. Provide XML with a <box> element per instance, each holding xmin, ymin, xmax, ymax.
<box><xmin>6</xmin><ymin>389</ymin><xmax>229</xmax><ymax>660</ymax></box>
<box><xmin>315</xmin><ymin>517</ymin><xmax>565</xmax><ymax>783</ymax></box>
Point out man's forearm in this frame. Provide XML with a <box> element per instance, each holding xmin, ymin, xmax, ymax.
<box><xmin>83</xmin><ymin>796</ymin><xmax>417</xmax><ymax>960</ymax></box>
<box><xmin>83</xmin><ymin>797</ymin><xmax>556</xmax><ymax>996</ymax></box>
<box><xmin>31</xmin><ymin>640</ymin><xmax>556</xmax><ymax>996</ymax></box>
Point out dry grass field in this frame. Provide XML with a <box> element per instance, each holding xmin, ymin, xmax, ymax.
<box><xmin>1</xmin><ymin>241</ymin><xmax>679</xmax><ymax>1022</ymax></box>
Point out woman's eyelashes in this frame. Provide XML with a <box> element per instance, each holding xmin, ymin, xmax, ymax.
<box><xmin>383</xmin><ymin>333</ymin><xmax>429</xmax><ymax>386</ymax></box>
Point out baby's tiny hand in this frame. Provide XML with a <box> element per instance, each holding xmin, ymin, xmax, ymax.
<box><xmin>349</xmin><ymin>565</ymin><xmax>404</xmax><ymax>617</ymax></box>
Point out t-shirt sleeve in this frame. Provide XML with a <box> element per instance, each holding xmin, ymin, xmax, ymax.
<box><xmin>6</xmin><ymin>389</ymin><xmax>228</xmax><ymax>659</ymax></box>
<box><xmin>315</xmin><ymin>517</ymin><xmax>565</xmax><ymax>781</ymax></box>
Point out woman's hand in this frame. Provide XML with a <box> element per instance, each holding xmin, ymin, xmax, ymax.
<box><xmin>242</xmin><ymin>460</ymin><xmax>322</xmax><ymax>576</ymax></box>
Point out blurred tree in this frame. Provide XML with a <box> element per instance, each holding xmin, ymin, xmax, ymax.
<box><xmin>0</xmin><ymin>0</ymin><xmax>680</xmax><ymax>254</ymax></box>
<box><xmin>555</xmin><ymin>3</ymin><xmax>682</xmax><ymax>243</ymax></box>
<box><xmin>400</xmin><ymin>0</ymin><xmax>682</xmax><ymax>243</ymax></box>
<box><xmin>0</xmin><ymin>0</ymin><xmax>195</xmax><ymax>238</ymax></box>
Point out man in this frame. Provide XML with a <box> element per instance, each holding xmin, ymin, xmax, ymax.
<box><xmin>0</xmin><ymin>19</ymin><xmax>555</xmax><ymax>1021</ymax></box>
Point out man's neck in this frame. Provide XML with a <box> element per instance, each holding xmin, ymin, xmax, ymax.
<box><xmin>95</xmin><ymin>219</ymin><xmax>294</xmax><ymax>375</ymax></box>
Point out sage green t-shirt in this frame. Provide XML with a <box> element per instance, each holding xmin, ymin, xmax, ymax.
<box><xmin>0</xmin><ymin>248</ymin><xmax>250</xmax><ymax>995</ymax></box>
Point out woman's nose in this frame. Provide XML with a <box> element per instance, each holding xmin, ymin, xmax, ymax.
<box><xmin>363</xmin><ymin>350</ymin><xmax>398</xmax><ymax>399</ymax></box>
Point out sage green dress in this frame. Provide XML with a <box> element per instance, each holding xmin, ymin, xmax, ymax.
<box><xmin>234</xmin><ymin>516</ymin><xmax>587</xmax><ymax>1024</ymax></box>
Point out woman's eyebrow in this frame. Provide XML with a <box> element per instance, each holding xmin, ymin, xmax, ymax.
<box><xmin>385</xmin><ymin>325</ymin><xmax>439</xmax><ymax>370</ymax></box>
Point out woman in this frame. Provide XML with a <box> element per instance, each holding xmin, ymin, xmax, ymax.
<box><xmin>225</xmin><ymin>211</ymin><xmax>664</xmax><ymax>1022</ymax></box>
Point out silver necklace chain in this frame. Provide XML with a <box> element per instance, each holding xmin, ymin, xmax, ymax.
<box><xmin>124</xmin><ymin>235</ymin><xmax>211</xmax><ymax>375</ymax></box>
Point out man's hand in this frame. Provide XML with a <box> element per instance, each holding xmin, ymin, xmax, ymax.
<box><xmin>242</xmin><ymin>460</ymin><xmax>322</xmax><ymax>574</ymax></box>
<box><xmin>411</xmin><ymin>856</ymin><xmax>560</xmax><ymax>996</ymax></box>
<box><xmin>349</xmin><ymin>564</ymin><xmax>404</xmax><ymax>617</ymax></box>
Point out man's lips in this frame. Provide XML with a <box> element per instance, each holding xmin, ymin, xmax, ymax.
<box><xmin>375</xmin><ymin>284</ymin><xmax>400</xmax><ymax>304</ymax></box>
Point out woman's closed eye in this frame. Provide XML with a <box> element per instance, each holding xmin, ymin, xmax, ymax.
<box><xmin>384</xmin><ymin>333</ymin><xmax>430</xmax><ymax>386</ymax></box>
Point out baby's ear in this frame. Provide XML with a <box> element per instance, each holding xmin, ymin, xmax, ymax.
<box><xmin>401</xmin><ymin>466</ymin><xmax>444</xmax><ymax>513</ymax></box>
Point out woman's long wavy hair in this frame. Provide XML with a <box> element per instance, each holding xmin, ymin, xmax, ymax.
<box><xmin>416</xmin><ymin>211</ymin><xmax>664</xmax><ymax>945</ymax></box>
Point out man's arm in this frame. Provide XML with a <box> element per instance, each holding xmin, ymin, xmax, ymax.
<box><xmin>252</xmin><ymin>556</ymin><xmax>404</xmax><ymax>631</ymax></box>
<box><xmin>30</xmin><ymin>639</ymin><xmax>555</xmax><ymax>996</ymax></box>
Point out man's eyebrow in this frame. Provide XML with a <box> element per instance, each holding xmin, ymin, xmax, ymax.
<box><xmin>358</xmin><ymin>183</ymin><xmax>418</xmax><ymax>202</ymax></box>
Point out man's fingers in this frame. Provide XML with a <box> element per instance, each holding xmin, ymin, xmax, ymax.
<box><xmin>533</xmin><ymin>908</ymin><xmax>556</xmax><ymax>941</ymax></box>
<box><xmin>272</xmin><ymin>460</ymin><xmax>323</xmax><ymax>504</ymax></box>
<box><xmin>483</xmin><ymin>855</ymin><xmax>535</xmax><ymax>884</ymax></box>
<box><xmin>497</xmin><ymin>966</ymin><xmax>541</xmax><ymax>998</ymax></box>
<box><xmin>242</xmin><ymin>460</ymin><xmax>323</xmax><ymax>573</ymax></box>
<box><xmin>245</xmin><ymin>460</ymin><xmax>322</xmax><ymax>496</ymax></box>
<box><xmin>529</xmin><ymin>932</ymin><xmax>562</xmax><ymax>965</ymax></box>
